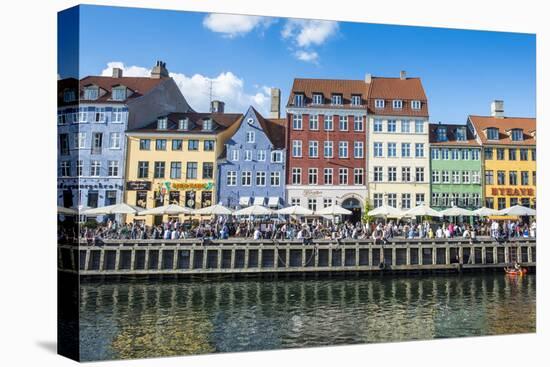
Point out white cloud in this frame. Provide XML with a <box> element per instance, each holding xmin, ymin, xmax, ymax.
<box><xmin>295</xmin><ymin>50</ymin><xmax>319</xmax><ymax>63</ymax></box>
<box><xmin>100</xmin><ymin>62</ymin><xmax>271</xmax><ymax>115</ymax></box>
<box><xmin>203</xmin><ymin>14</ymin><xmax>273</xmax><ymax>38</ymax></box>
<box><xmin>282</xmin><ymin>19</ymin><xmax>339</xmax><ymax>47</ymax></box>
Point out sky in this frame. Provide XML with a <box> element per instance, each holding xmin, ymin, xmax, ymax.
<box><xmin>59</xmin><ymin>4</ymin><xmax>536</xmax><ymax>123</ymax></box>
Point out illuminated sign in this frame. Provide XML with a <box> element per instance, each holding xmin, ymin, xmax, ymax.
<box><xmin>490</xmin><ymin>187</ymin><xmax>535</xmax><ymax>196</ymax></box>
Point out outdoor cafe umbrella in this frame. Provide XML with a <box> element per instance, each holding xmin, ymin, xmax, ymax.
<box><xmin>139</xmin><ymin>204</ymin><xmax>193</xmax><ymax>216</ymax></box>
<box><xmin>81</xmin><ymin>203</ymin><xmax>144</xmax><ymax>216</ymax></box>
<box><xmin>193</xmin><ymin>203</ymin><xmax>233</xmax><ymax>216</ymax></box>
<box><xmin>315</xmin><ymin>204</ymin><xmax>352</xmax><ymax>216</ymax></box>
<box><xmin>233</xmin><ymin>205</ymin><xmax>274</xmax><ymax>216</ymax></box>
<box><xmin>276</xmin><ymin>205</ymin><xmax>314</xmax><ymax>216</ymax></box>
<box><xmin>473</xmin><ymin>207</ymin><xmax>500</xmax><ymax>217</ymax></box>
<box><xmin>440</xmin><ymin>206</ymin><xmax>476</xmax><ymax>217</ymax></box>
<box><xmin>403</xmin><ymin>204</ymin><xmax>443</xmax><ymax>218</ymax></box>
<box><xmin>498</xmin><ymin>205</ymin><xmax>537</xmax><ymax>216</ymax></box>
<box><xmin>367</xmin><ymin>204</ymin><xmax>403</xmax><ymax>218</ymax></box>
<box><xmin>57</xmin><ymin>206</ymin><xmax>78</xmax><ymax>216</ymax></box>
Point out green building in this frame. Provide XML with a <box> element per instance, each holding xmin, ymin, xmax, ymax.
<box><xmin>429</xmin><ymin>123</ymin><xmax>482</xmax><ymax>210</ymax></box>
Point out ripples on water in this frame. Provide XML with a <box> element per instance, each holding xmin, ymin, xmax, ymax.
<box><xmin>78</xmin><ymin>273</ymin><xmax>536</xmax><ymax>361</ymax></box>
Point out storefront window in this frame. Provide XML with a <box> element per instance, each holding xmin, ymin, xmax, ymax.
<box><xmin>136</xmin><ymin>191</ymin><xmax>147</xmax><ymax>208</ymax></box>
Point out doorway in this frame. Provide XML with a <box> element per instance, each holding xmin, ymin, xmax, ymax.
<box><xmin>342</xmin><ymin>197</ymin><xmax>362</xmax><ymax>224</ymax></box>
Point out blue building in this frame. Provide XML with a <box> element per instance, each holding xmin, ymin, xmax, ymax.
<box><xmin>57</xmin><ymin>61</ymin><xmax>191</xmax><ymax>216</ymax></box>
<box><xmin>217</xmin><ymin>106</ymin><xmax>287</xmax><ymax>209</ymax></box>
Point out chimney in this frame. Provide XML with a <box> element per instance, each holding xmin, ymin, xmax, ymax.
<box><xmin>491</xmin><ymin>100</ymin><xmax>504</xmax><ymax>118</ymax></box>
<box><xmin>400</xmin><ymin>70</ymin><xmax>406</xmax><ymax>80</ymax></box>
<box><xmin>151</xmin><ymin>60</ymin><xmax>169</xmax><ymax>79</ymax></box>
<box><xmin>270</xmin><ymin>88</ymin><xmax>281</xmax><ymax>119</ymax></box>
<box><xmin>365</xmin><ymin>73</ymin><xmax>372</xmax><ymax>84</ymax></box>
<box><xmin>211</xmin><ymin>100</ymin><xmax>225</xmax><ymax>113</ymax></box>
<box><xmin>112</xmin><ymin>67</ymin><xmax>123</xmax><ymax>78</ymax></box>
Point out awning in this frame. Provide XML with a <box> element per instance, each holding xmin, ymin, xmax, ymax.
<box><xmin>268</xmin><ymin>197</ymin><xmax>280</xmax><ymax>207</ymax></box>
<box><xmin>239</xmin><ymin>197</ymin><xmax>251</xmax><ymax>206</ymax></box>
<box><xmin>253</xmin><ymin>197</ymin><xmax>265</xmax><ymax>206</ymax></box>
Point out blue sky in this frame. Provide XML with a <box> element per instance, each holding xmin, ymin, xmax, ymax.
<box><xmin>59</xmin><ymin>4</ymin><xmax>536</xmax><ymax>123</ymax></box>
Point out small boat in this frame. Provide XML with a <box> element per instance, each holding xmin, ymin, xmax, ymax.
<box><xmin>504</xmin><ymin>266</ymin><xmax>528</xmax><ymax>276</ymax></box>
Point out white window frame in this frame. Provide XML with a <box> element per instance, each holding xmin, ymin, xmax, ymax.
<box><xmin>411</xmin><ymin>100</ymin><xmax>421</xmax><ymax>110</ymax></box>
<box><xmin>354</xmin><ymin>141</ymin><xmax>364</xmax><ymax>158</ymax></box>
<box><xmin>339</xmin><ymin>168</ymin><xmax>348</xmax><ymax>185</ymax></box>
<box><xmin>309</xmin><ymin>141</ymin><xmax>319</xmax><ymax>158</ymax></box>
<box><xmin>109</xmin><ymin>132</ymin><xmax>121</xmax><ymax>149</ymax></box>
<box><xmin>309</xmin><ymin>114</ymin><xmax>319</xmax><ymax>130</ymax></box>
<box><xmin>227</xmin><ymin>171</ymin><xmax>237</xmax><ymax>186</ymax></box>
<box><xmin>246</xmin><ymin>131</ymin><xmax>255</xmax><ymax>143</ymax></box>
<box><xmin>292</xmin><ymin>140</ymin><xmax>302</xmax><ymax>157</ymax></box>
<box><xmin>108</xmin><ymin>160</ymin><xmax>119</xmax><ymax>177</ymax></box>
<box><xmin>392</xmin><ymin>100</ymin><xmax>403</xmax><ymax>109</ymax></box>
<box><xmin>324</xmin><ymin>168</ymin><xmax>333</xmax><ymax>185</ymax></box>
<box><xmin>270</xmin><ymin>172</ymin><xmax>281</xmax><ymax>186</ymax></box>
<box><xmin>339</xmin><ymin>115</ymin><xmax>348</xmax><ymax>131</ymax></box>
<box><xmin>338</xmin><ymin>141</ymin><xmax>348</xmax><ymax>158</ymax></box>
<box><xmin>375</xmin><ymin>99</ymin><xmax>385</xmax><ymax>109</ymax></box>
<box><xmin>324</xmin><ymin>141</ymin><xmax>334</xmax><ymax>158</ymax></box>
<box><xmin>323</xmin><ymin>115</ymin><xmax>333</xmax><ymax>131</ymax></box>
<box><xmin>271</xmin><ymin>151</ymin><xmax>283</xmax><ymax>163</ymax></box>
<box><xmin>292</xmin><ymin>114</ymin><xmax>303</xmax><ymax>130</ymax></box>
<box><xmin>256</xmin><ymin>171</ymin><xmax>266</xmax><ymax>186</ymax></box>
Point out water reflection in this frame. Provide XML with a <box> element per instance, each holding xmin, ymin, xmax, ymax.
<box><xmin>79</xmin><ymin>274</ymin><xmax>536</xmax><ymax>361</ymax></box>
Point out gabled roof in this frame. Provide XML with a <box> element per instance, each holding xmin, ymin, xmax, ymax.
<box><xmin>468</xmin><ymin>115</ymin><xmax>536</xmax><ymax>146</ymax></box>
<box><xmin>287</xmin><ymin>78</ymin><xmax>369</xmax><ymax>108</ymax></box>
<box><xmin>429</xmin><ymin>123</ymin><xmax>480</xmax><ymax>147</ymax></box>
<box><xmin>127</xmin><ymin>112</ymin><xmax>243</xmax><ymax>134</ymax></box>
<box><xmin>79</xmin><ymin>76</ymin><xmax>166</xmax><ymax>103</ymax></box>
<box><xmin>250</xmin><ymin>107</ymin><xmax>287</xmax><ymax>149</ymax></box>
<box><xmin>367</xmin><ymin>77</ymin><xmax>429</xmax><ymax>117</ymax></box>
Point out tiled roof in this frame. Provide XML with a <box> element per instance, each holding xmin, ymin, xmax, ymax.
<box><xmin>127</xmin><ymin>112</ymin><xmax>243</xmax><ymax>134</ymax></box>
<box><xmin>79</xmin><ymin>76</ymin><xmax>167</xmax><ymax>104</ymax></box>
<box><xmin>468</xmin><ymin>115</ymin><xmax>536</xmax><ymax>146</ymax></box>
<box><xmin>429</xmin><ymin>123</ymin><xmax>480</xmax><ymax>147</ymax></box>
<box><xmin>250</xmin><ymin>107</ymin><xmax>287</xmax><ymax>149</ymax></box>
<box><xmin>367</xmin><ymin>77</ymin><xmax>429</xmax><ymax>117</ymax></box>
<box><xmin>287</xmin><ymin>78</ymin><xmax>369</xmax><ymax>108</ymax></box>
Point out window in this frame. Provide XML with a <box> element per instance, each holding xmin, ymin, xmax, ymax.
<box><xmin>138</xmin><ymin>161</ymin><xmax>149</xmax><ymax>178</ymax></box>
<box><xmin>402</xmin><ymin>167</ymin><xmax>411</xmax><ymax>182</ymax></box>
<box><xmin>508</xmin><ymin>149</ymin><xmax>517</xmax><ymax>161</ymax></box>
<box><xmin>460</xmin><ymin>149</ymin><xmax>469</xmax><ymax>160</ymax></box>
<box><xmin>338</xmin><ymin>141</ymin><xmax>348</xmax><ymax>158</ymax></box>
<box><xmin>202</xmin><ymin>119</ymin><xmax>213</xmax><ymax>131</ymax></box>
<box><xmin>520</xmin><ymin>148</ymin><xmax>528</xmax><ymax>161</ymax></box>
<box><xmin>451</xmin><ymin>149</ymin><xmax>459</xmax><ymax>160</ymax></box>
<box><xmin>246</xmin><ymin>131</ymin><xmax>255</xmax><ymax>143</ymax></box>
<box><xmin>324</xmin><ymin>141</ymin><xmax>333</xmax><ymax>158</ymax></box>
<box><xmin>292</xmin><ymin>168</ymin><xmax>301</xmax><ymax>185</ymax></box>
<box><xmin>416</xmin><ymin>167</ymin><xmax>425</xmax><ymax>182</ymax></box>
<box><xmin>108</xmin><ymin>161</ymin><xmax>119</xmax><ymax>177</ymax></box>
<box><xmin>432</xmin><ymin>170</ymin><xmax>440</xmax><ymax>183</ymax></box>
<box><xmin>533</xmin><ymin>171</ymin><xmax>536</xmax><ymax>185</ymax></box>
<box><xmin>432</xmin><ymin>193</ymin><xmax>441</xmax><ymax>206</ymax></box>
<box><xmin>484</xmin><ymin>148</ymin><xmax>493</xmax><ymax>159</ymax></box>
<box><xmin>472</xmin><ymin>193</ymin><xmax>481</xmax><ymax>208</ymax></box>
<box><xmin>178</xmin><ymin>118</ymin><xmax>189</xmax><ymax>130</ymax></box>
<box><xmin>154</xmin><ymin>139</ymin><xmax>166</xmax><ymax>151</ymax></box>
<box><xmin>442</xmin><ymin>171</ymin><xmax>450</xmax><ymax>183</ymax></box>
<box><xmin>442</xmin><ymin>148</ymin><xmax>449</xmax><ymax>160</ymax></box>
<box><xmin>91</xmin><ymin>133</ymin><xmax>103</xmax><ymax>155</ymax></box>
<box><xmin>431</xmin><ymin>148</ymin><xmax>440</xmax><ymax>160</ymax></box>
<box><xmin>292</xmin><ymin>114</ymin><xmax>303</xmax><ymax>130</ymax></box>
<box><xmin>387</xmin><ymin>119</ymin><xmax>397</xmax><ymax>132</ymax></box>
<box><xmin>456</xmin><ymin>127</ymin><xmax>466</xmax><ymax>141</ymax></box>
<box><xmin>387</xmin><ymin>142</ymin><xmax>397</xmax><ymax>157</ymax></box>
<box><xmin>496</xmin><ymin>148</ymin><xmax>505</xmax><ymax>160</ymax></box>
<box><xmin>497</xmin><ymin>171</ymin><xmax>506</xmax><ymax>185</ymax></box>
<box><xmin>309</xmin><ymin>115</ymin><xmax>319</xmax><ymax>130</ymax></box>
<box><xmin>436</xmin><ymin>127</ymin><xmax>447</xmax><ymax>141</ymax></box>
<box><xmin>486</xmin><ymin>128</ymin><xmax>499</xmax><ymax>140</ymax></box>
<box><xmin>472</xmin><ymin>149</ymin><xmax>480</xmax><ymax>160</ymax></box>
<box><xmin>462</xmin><ymin>171</ymin><xmax>470</xmax><ymax>184</ymax></box>
<box><xmin>498</xmin><ymin>198</ymin><xmax>506</xmax><ymax>211</ymax></box>
<box><xmin>373</xmin><ymin>119</ymin><xmax>383</xmax><ymax>132</ymax></box>
<box><xmin>323</xmin><ymin>198</ymin><xmax>333</xmax><ymax>208</ymax></box>
<box><xmin>227</xmin><ymin>171</ymin><xmax>237</xmax><ymax>186</ymax></box>
<box><xmin>392</xmin><ymin>100</ymin><xmax>403</xmax><ymax>109</ymax></box>
<box><xmin>324</xmin><ymin>168</ymin><xmax>333</xmax><ymax>185</ymax></box>
<box><xmin>58</xmin><ymin>112</ymin><xmax>67</xmax><ymax>125</ymax></box>
<box><xmin>416</xmin><ymin>193</ymin><xmax>425</xmax><ymax>206</ymax></box>
<box><xmin>339</xmin><ymin>168</ymin><xmax>348</xmax><ymax>185</ymax></box>
<box><xmin>294</xmin><ymin>94</ymin><xmax>304</xmax><ymax>106</ymax></box>
<box><xmin>374</xmin><ymin>142</ymin><xmax>383</xmax><ymax>157</ymax></box>
<box><xmin>415</xmin><ymin>120</ymin><xmax>424</xmax><ymax>133</ymax></box>
<box><xmin>270</xmin><ymin>172</ymin><xmax>280</xmax><ymax>186</ymax></box>
<box><xmin>485</xmin><ymin>170</ymin><xmax>494</xmax><ymax>185</ymax></box>
<box><xmin>84</xmin><ymin>87</ymin><xmax>98</xmax><ymax>100</ymax></box>
<box><xmin>411</xmin><ymin>100</ymin><xmax>421</xmax><ymax>110</ymax></box>
<box><xmin>87</xmin><ymin>191</ymin><xmax>99</xmax><ymax>208</ymax></box>
<box><xmin>312</xmin><ymin>93</ymin><xmax>323</xmax><ymax>105</ymax></box>
<box><xmin>308</xmin><ymin>168</ymin><xmax>318</xmax><ymax>185</ymax></box>
<box><xmin>202</xmin><ymin>162</ymin><xmax>213</xmax><ymax>179</ymax></box>
<box><xmin>244</xmin><ymin>150</ymin><xmax>252</xmax><ymax>161</ymax></box>
<box><xmin>401</xmin><ymin>193</ymin><xmax>411</xmax><ymax>209</ymax></box>
<box><xmin>109</xmin><ymin>132</ymin><xmax>120</xmax><ymax>149</ymax></box>
<box><xmin>354</xmin><ymin>116</ymin><xmax>364</xmax><ymax>131</ymax></box>
<box><xmin>112</xmin><ymin>107</ymin><xmax>124</xmax><ymax>123</ymax></box>
<box><xmin>172</xmin><ymin>139</ymin><xmax>183</xmax><ymax>151</ymax></box>
<box><xmin>231</xmin><ymin>150</ymin><xmax>239</xmax><ymax>161</ymax></box>
<box><xmin>388</xmin><ymin>167</ymin><xmax>397</xmax><ymax>182</ymax></box>
<box><xmin>398</xmin><ymin>143</ymin><xmax>411</xmax><ymax>158</ymax></box>
<box><xmin>373</xmin><ymin>193</ymin><xmax>383</xmax><ymax>208</ymax></box>
<box><xmin>309</xmin><ymin>141</ymin><xmax>319</xmax><ymax>158</ymax></box>
<box><xmin>76</xmin><ymin>160</ymin><xmax>83</xmax><ymax>176</ymax></box>
<box><xmin>351</xmin><ymin>95</ymin><xmax>362</xmax><ymax>106</ymax></box>
<box><xmin>60</xmin><ymin>161</ymin><xmax>71</xmax><ymax>177</ymax></box>
<box><xmin>256</xmin><ymin>171</ymin><xmax>266</xmax><ymax>186</ymax></box>
<box><xmin>387</xmin><ymin>193</ymin><xmax>397</xmax><ymax>208</ymax></box>
<box><xmin>188</xmin><ymin>140</ymin><xmax>198</xmax><ymax>151</ymax></box>
<box><xmin>186</xmin><ymin>162</ymin><xmax>197</xmax><ymax>179</ymax></box>
<box><xmin>241</xmin><ymin>171</ymin><xmax>252</xmax><ymax>186</ymax></box>
<box><xmin>324</xmin><ymin>115</ymin><xmax>333</xmax><ymax>131</ymax></box>
<box><xmin>472</xmin><ymin>171</ymin><xmax>480</xmax><ymax>184</ymax></box>
<box><xmin>451</xmin><ymin>170</ymin><xmax>460</xmax><ymax>184</ymax></box>
<box><xmin>331</xmin><ymin>94</ymin><xmax>342</xmax><ymax>105</ymax></box>
<box><xmin>373</xmin><ymin>167</ymin><xmax>383</xmax><ymax>182</ymax></box>
<box><xmin>415</xmin><ymin>143</ymin><xmax>424</xmax><ymax>157</ymax></box>
<box><xmin>112</xmin><ymin>87</ymin><xmax>126</xmax><ymax>101</ymax></box>
<box><xmin>157</xmin><ymin>117</ymin><xmax>167</xmax><ymax>129</ymax></box>
<box><xmin>401</xmin><ymin>119</ymin><xmax>410</xmax><ymax>133</ymax></box>
<box><xmin>354</xmin><ymin>141</ymin><xmax>364</xmax><ymax>158</ymax></box>
<box><xmin>521</xmin><ymin>198</ymin><xmax>530</xmax><ymax>208</ymax></box>
<box><xmin>257</xmin><ymin>150</ymin><xmax>266</xmax><ymax>161</ymax></box>
<box><xmin>75</xmin><ymin>132</ymin><xmax>86</xmax><ymax>149</ymax></box>
<box><xmin>509</xmin><ymin>171</ymin><xmax>518</xmax><ymax>185</ymax></box>
<box><xmin>271</xmin><ymin>151</ymin><xmax>283</xmax><ymax>163</ymax></box>
<box><xmin>511</xmin><ymin>129</ymin><xmax>524</xmax><ymax>141</ymax></box>
<box><xmin>139</xmin><ymin>139</ymin><xmax>151</xmax><ymax>150</ymax></box>
<box><xmin>63</xmin><ymin>89</ymin><xmax>76</xmax><ymax>102</ymax></box>
<box><xmin>532</xmin><ymin>149</ymin><xmax>536</xmax><ymax>161</ymax></box>
<box><xmin>292</xmin><ymin>140</ymin><xmax>302</xmax><ymax>157</ymax></box>
<box><xmin>441</xmin><ymin>193</ymin><xmax>450</xmax><ymax>207</ymax></box>
<box><xmin>153</xmin><ymin>161</ymin><xmax>165</xmax><ymax>178</ymax></box>
<box><xmin>291</xmin><ymin>198</ymin><xmax>300</xmax><ymax>206</ymax></box>
<box><xmin>308</xmin><ymin>199</ymin><xmax>317</xmax><ymax>211</ymax></box>
<box><xmin>90</xmin><ymin>160</ymin><xmax>100</xmax><ymax>177</ymax></box>
<box><xmin>485</xmin><ymin>197</ymin><xmax>494</xmax><ymax>209</ymax></box>
<box><xmin>339</xmin><ymin>115</ymin><xmax>348</xmax><ymax>131</ymax></box>
<box><xmin>375</xmin><ymin>99</ymin><xmax>385</xmax><ymax>109</ymax></box>
<box><xmin>521</xmin><ymin>171</ymin><xmax>529</xmax><ymax>185</ymax></box>
<box><xmin>78</xmin><ymin>107</ymin><xmax>88</xmax><ymax>123</ymax></box>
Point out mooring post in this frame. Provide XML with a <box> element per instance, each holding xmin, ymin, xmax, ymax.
<box><xmin>158</xmin><ymin>249</ymin><xmax>164</xmax><ymax>271</ymax></box>
<box><xmin>481</xmin><ymin>246</ymin><xmax>486</xmax><ymax>265</ymax></box>
<box><xmin>99</xmin><ymin>248</ymin><xmax>105</xmax><ymax>271</ymax></box>
<box><xmin>130</xmin><ymin>248</ymin><xmax>136</xmax><ymax>271</ymax></box>
<box><xmin>115</xmin><ymin>249</ymin><xmax>121</xmax><ymax>271</ymax></box>
<box><xmin>84</xmin><ymin>249</ymin><xmax>91</xmax><ymax>271</ymax></box>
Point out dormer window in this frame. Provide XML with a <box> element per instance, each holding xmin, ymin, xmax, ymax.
<box><xmin>511</xmin><ymin>128</ymin><xmax>524</xmax><ymax>141</ymax></box>
<box><xmin>375</xmin><ymin>99</ymin><xmax>385</xmax><ymax>109</ymax></box>
<box><xmin>436</xmin><ymin>127</ymin><xmax>447</xmax><ymax>142</ymax></box>
<box><xmin>63</xmin><ymin>89</ymin><xmax>76</xmax><ymax>103</ymax></box>
<box><xmin>112</xmin><ymin>86</ymin><xmax>127</xmax><ymax>101</ymax></box>
<box><xmin>331</xmin><ymin>94</ymin><xmax>343</xmax><ymax>105</ymax></box>
<box><xmin>411</xmin><ymin>100</ymin><xmax>421</xmax><ymax>110</ymax></box>
<box><xmin>486</xmin><ymin>127</ymin><xmax>499</xmax><ymax>140</ymax></box>
<box><xmin>294</xmin><ymin>93</ymin><xmax>304</xmax><ymax>107</ymax></box>
<box><xmin>392</xmin><ymin>100</ymin><xmax>403</xmax><ymax>109</ymax></box>
<box><xmin>456</xmin><ymin>127</ymin><xmax>466</xmax><ymax>141</ymax></box>
<box><xmin>351</xmin><ymin>95</ymin><xmax>362</xmax><ymax>106</ymax></box>
<box><xmin>203</xmin><ymin>119</ymin><xmax>213</xmax><ymax>131</ymax></box>
<box><xmin>83</xmin><ymin>87</ymin><xmax>99</xmax><ymax>100</ymax></box>
<box><xmin>157</xmin><ymin>117</ymin><xmax>168</xmax><ymax>130</ymax></box>
<box><xmin>312</xmin><ymin>93</ymin><xmax>323</xmax><ymax>105</ymax></box>
<box><xmin>178</xmin><ymin>118</ymin><xmax>189</xmax><ymax>130</ymax></box>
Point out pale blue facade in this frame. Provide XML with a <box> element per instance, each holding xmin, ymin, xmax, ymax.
<box><xmin>217</xmin><ymin>107</ymin><xmax>286</xmax><ymax>209</ymax></box>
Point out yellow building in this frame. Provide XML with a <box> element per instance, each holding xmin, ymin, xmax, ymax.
<box><xmin>125</xmin><ymin>112</ymin><xmax>242</xmax><ymax>225</ymax></box>
<box><xmin>468</xmin><ymin>101</ymin><xmax>536</xmax><ymax>210</ymax></box>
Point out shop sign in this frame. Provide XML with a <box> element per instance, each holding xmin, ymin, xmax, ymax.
<box><xmin>171</xmin><ymin>182</ymin><xmax>215</xmax><ymax>190</ymax></box>
<box><xmin>126</xmin><ymin>181</ymin><xmax>151</xmax><ymax>191</ymax></box>
<box><xmin>304</xmin><ymin>190</ymin><xmax>323</xmax><ymax>197</ymax></box>
<box><xmin>490</xmin><ymin>187</ymin><xmax>534</xmax><ymax>196</ymax></box>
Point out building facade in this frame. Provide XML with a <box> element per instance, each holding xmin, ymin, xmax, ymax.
<box><xmin>217</xmin><ymin>106</ymin><xmax>286</xmax><ymax>209</ymax></box>
<box><xmin>124</xmin><ymin>111</ymin><xmax>242</xmax><ymax>225</ymax></box>
<box><xmin>366</xmin><ymin>72</ymin><xmax>430</xmax><ymax>211</ymax></box>
<box><xmin>429</xmin><ymin>123</ymin><xmax>482</xmax><ymax>210</ymax></box>
<box><xmin>468</xmin><ymin>101</ymin><xmax>536</xmax><ymax>210</ymax></box>
<box><xmin>285</xmin><ymin>78</ymin><xmax>369</xmax><ymax>222</ymax></box>
<box><xmin>57</xmin><ymin>61</ymin><xmax>190</xmax><ymax>215</ymax></box>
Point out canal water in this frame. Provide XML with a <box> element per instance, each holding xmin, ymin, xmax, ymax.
<box><xmin>78</xmin><ymin>273</ymin><xmax>536</xmax><ymax>361</ymax></box>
